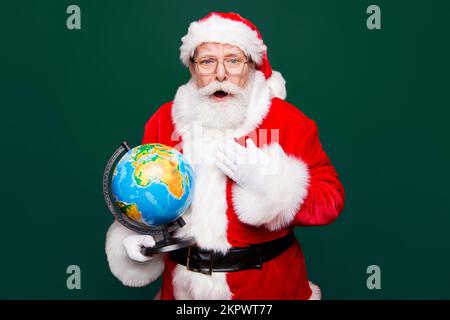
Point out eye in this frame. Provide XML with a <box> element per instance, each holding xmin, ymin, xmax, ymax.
<box><xmin>199</xmin><ymin>59</ymin><xmax>215</xmax><ymax>65</ymax></box>
<box><xmin>227</xmin><ymin>58</ymin><xmax>240</xmax><ymax>64</ymax></box>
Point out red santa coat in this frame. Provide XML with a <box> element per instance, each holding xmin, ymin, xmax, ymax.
<box><xmin>105</xmin><ymin>71</ymin><xmax>345</xmax><ymax>300</ymax></box>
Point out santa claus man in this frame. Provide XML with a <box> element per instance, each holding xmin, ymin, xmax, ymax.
<box><xmin>105</xmin><ymin>12</ymin><xmax>345</xmax><ymax>300</ymax></box>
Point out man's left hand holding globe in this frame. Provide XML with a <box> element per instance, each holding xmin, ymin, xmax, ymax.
<box><xmin>106</xmin><ymin>142</ymin><xmax>195</xmax><ymax>282</ymax></box>
<box><xmin>123</xmin><ymin>235</ymin><xmax>155</xmax><ymax>262</ymax></box>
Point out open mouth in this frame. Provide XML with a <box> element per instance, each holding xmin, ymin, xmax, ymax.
<box><xmin>213</xmin><ymin>90</ymin><xmax>229</xmax><ymax>99</ymax></box>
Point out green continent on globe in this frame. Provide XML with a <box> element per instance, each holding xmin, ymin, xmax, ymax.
<box><xmin>116</xmin><ymin>201</ymin><xmax>143</xmax><ymax>222</ymax></box>
<box><xmin>131</xmin><ymin>144</ymin><xmax>185</xmax><ymax>200</ymax></box>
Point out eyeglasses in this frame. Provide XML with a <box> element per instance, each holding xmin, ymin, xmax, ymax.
<box><xmin>192</xmin><ymin>56</ymin><xmax>251</xmax><ymax>75</ymax></box>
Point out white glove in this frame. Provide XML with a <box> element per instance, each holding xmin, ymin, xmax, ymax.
<box><xmin>122</xmin><ymin>234</ymin><xmax>155</xmax><ymax>262</ymax></box>
<box><xmin>215</xmin><ymin>138</ymin><xmax>277</xmax><ymax>194</ymax></box>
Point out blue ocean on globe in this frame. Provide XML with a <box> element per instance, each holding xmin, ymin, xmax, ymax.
<box><xmin>111</xmin><ymin>143</ymin><xmax>195</xmax><ymax>227</ymax></box>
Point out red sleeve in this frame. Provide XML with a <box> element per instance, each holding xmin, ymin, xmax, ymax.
<box><xmin>284</xmin><ymin>119</ymin><xmax>345</xmax><ymax>226</ymax></box>
<box><xmin>142</xmin><ymin>110</ymin><xmax>160</xmax><ymax>145</ymax></box>
<box><xmin>141</xmin><ymin>102</ymin><xmax>175</xmax><ymax>145</ymax></box>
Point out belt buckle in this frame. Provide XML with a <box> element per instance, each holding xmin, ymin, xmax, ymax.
<box><xmin>256</xmin><ymin>247</ymin><xmax>262</xmax><ymax>268</ymax></box>
<box><xmin>186</xmin><ymin>246</ymin><xmax>214</xmax><ymax>275</ymax></box>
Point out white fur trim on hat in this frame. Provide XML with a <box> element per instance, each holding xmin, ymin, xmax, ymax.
<box><xmin>180</xmin><ymin>14</ymin><xmax>267</xmax><ymax>66</ymax></box>
<box><xmin>267</xmin><ymin>70</ymin><xmax>287</xmax><ymax>99</ymax></box>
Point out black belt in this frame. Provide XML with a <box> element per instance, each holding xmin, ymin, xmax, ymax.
<box><xmin>169</xmin><ymin>232</ymin><xmax>296</xmax><ymax>275</ymax></box>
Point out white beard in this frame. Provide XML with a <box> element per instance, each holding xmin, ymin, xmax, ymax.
<box><xmin>190</xmin><ymin>71</ymin><xmax>255</xmax><ymax>131</ymax></box>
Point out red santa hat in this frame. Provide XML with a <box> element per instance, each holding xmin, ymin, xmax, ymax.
<box><xmin>180</xmin><ymin>12</ymin><xmax>287</xmax><ymax>99</ymax></box>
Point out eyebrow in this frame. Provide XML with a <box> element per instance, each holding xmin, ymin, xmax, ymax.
<box><xmin>196</xmin><ymin>52</ymin><xmax>245</xmax><ymax>59</ymax></box>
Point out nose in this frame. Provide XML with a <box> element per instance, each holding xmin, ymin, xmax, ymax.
<box><xmin>215</xmin><ymin>61</ymin><xmax>227</xmax><ymax>82</ymax></box>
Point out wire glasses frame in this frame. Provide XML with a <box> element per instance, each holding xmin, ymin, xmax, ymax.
<box><xmin>191</xmin><ymin>56</ymin><xmax>252</xmax><ymax>75</ymax></box>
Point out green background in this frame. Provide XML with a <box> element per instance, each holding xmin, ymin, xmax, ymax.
<box><xmin>1</xmin><ymin>0</ymin><xmax>449</xmax><ymax>299</ymax></box>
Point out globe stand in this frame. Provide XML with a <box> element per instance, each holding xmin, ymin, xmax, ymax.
<box><xmin>141</xmin><ymin>223</ymin><xmax>196</xmax><ymax>255</ymax></box>
<box><xmin>103</xmin><ymin>141</ymin><xmax>196</xmax><ymax>255</ymax></box>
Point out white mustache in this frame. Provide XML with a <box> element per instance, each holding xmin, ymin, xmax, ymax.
<box><xmin>197</xmin><ymin>81</ymin><xmax>244</xmax><ymax>97</ymax></box>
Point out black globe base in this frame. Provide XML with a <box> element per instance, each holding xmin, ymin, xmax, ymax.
<box><xmin>141</xmin><ymin>237</ymin><xmax>196</xmax><ymax>255</ymax></box>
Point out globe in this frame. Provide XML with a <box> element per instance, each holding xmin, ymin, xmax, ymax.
<box><xmin>111</xmin><ymin>143</ymin><xmax>195</xmax><ymax>227</ymax></box>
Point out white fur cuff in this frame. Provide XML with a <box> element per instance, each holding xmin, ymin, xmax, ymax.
<box><xmin>232</xmin><ymin>143</ymin><xmax>310</xmax><ymax>231</ymax></box>
<box><xmin>105</xmin><ymin>220</ymin><xmax>165</xmax><ymax>287</ymax></box>
<box><xmin>308</xmin><ymin>281</ymin><xmax>322</xmax><ymax>300</ymax></box>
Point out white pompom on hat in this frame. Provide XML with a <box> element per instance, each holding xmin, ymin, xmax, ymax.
<box><xmin>180</xmin><ymin>12</ymin><xmax>287</xmax><ymax>99</ymax></box>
